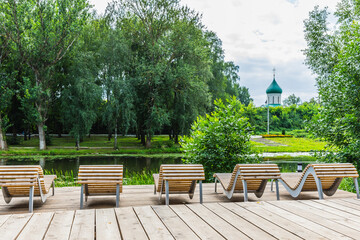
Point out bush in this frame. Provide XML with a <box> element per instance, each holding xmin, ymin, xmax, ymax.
<box><xmin>181</xmin><ymin>97</ymin><xmax>259</xmax><ymax>181</ymax></box>
<box><xmin>6</xmin><ymin>135</ymin><xmax>21</xmax><ymax>145</ymax></box>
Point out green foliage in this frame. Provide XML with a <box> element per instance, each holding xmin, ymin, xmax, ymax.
<box><xmin>44</xmin><ymin>169</ymin><xmax>78</xmax><ymax>187</ymax></box>
<box><xmin>304</xmin><ymin>1</ymin><xmax>360</xmax><ymax>167</ymax></box>
<box><xmin>181</xmin><ymin>97</ymin><xmax>259</xmax><ymax>180</ymax></box>
<box><xmin>123</xmin><ymin>169</ymin><xmax>155</xmax><ymax>185</ymax></box>
<box><xmin>6</xmin><ymin>135</ymin><xmax>21</xmax><ymax>145</ymax></box>
<box><xmin>283</xmin><ymin>94</ymin><xmax>301</xmax><ymax>106</ymax></box>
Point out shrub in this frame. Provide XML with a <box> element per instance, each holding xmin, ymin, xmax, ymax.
<box><xmin>7</xmin><ymin>135</ymin><xmax>21</xmax><ymax>145</ymax></box>
<box><xmin>181</xmin><ymin>97</ymin><xmax>259</xmax><ymax>181</ymax></box>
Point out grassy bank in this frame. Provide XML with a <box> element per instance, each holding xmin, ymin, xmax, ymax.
<box><xmin>251</xmin><ymin>137</ymin><xmax>328</xmax><ymax>152</ymax></box>
<box><xmin>1</xmin><ymin>135</ymin><xmax>328</xmax><ymax>157</ymax></box>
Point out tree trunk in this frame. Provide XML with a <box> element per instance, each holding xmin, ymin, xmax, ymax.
<box><xmin>108</xmin><ymin>131</ymin><xmax>112</xmax><ymax>141</ymax></box>
<box><xmin>145</xmin><ymin>134</ymin><xmax>151</xmax><ymax>148</ymax></box>
<box><xmin>28</xmin><ymin>130</ymin><xmax>31</xmax><ymax>140</ymax></box>
<box><xmin>174</xmin><ymin>134</ymin><xmax>179</xmax><ymax>144</ymax></box>
<box><xmin>114</xmin><ymin>121</ymin><xmax>118</xmax><ymax>150</ymax></box>
<box><xmin>76</xmin><ymin>136</ymin><xmax>80</xmax><ymax>150</ymax></box>
<box><xmin>38</xmin><ymin>123</ymin><xmax>46</xmax><ymax>150</ymax></box>
<box><xmin>0</xmin><ymin>114</ymin><xmax>8</xmax><ymax>150</ymax></box>
<box><xmin>24</xmin><ymin>130</ymin><xmax>27</xmax><ymax>141</ymax></box>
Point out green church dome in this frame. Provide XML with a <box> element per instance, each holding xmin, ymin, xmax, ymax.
<box><xmin>266</xmin><ymin>78</ymin><xmax>282</xmax><ymax>94</ymax></box>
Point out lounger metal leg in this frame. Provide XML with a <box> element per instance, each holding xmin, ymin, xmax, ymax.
<box><xmin>199</xmin><ymin>180</ymin><xmax>203</xmax><ymax>204</ymax></box>
<box><xmin>29</xmin><ymin>186</ymin><xmax>34</xmax><ymax>213</ymax></box>
<box><xmin>270</xmin><ymin>179</ymin><xmax>274</xmax><ymax>192</ymax></box>
<box><xmin>275</xmin><ymin>179</ymin><xmax>280</xmax><ymax>200</ymax></box>
<box><xmin>242</xmin><ymin>180</ymin><xmax>248</xmax><ymax>202</ymax></box>
<box><xmin>165</xmin><ymin>180</ymin><xmax>169</xmax><ymax>205</ymax></box>
<box><xmin>154</xmin><ymin>184</ymin><xmax>156</xmax><ymax>195</ymax></box>
<box><xmin>116</xmin><ymin>184</ymin><xmax>120</xmax><ymax>208</ymax></box>
<box><xmin>214</xmin><ymin>178</ymin><xmax>218</xmax><ymax>193</ymax></box>
<box><xmin>354</xmin><ymin>178</ymin><xmax>360</xmax><ymax>199</ymax></box>
<box><xmin>80</xmin><ymin>185</ymin><xmax>84</xmax><ymax>209</ymax></box>
<box><xmin>316</xmin><ymin>178</ymin><xmax>324</xmax><ymax>200</ymax></box>
<box><xmin>52</xmin><ymin>181</ymin><xmax>55</xmax><ymax>196</ymax></box>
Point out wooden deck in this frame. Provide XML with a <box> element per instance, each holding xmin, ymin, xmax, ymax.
<box><xmin>0</xmin><ymin>198</ymin><xmax>359</xmax><ymax>239</ymax></box>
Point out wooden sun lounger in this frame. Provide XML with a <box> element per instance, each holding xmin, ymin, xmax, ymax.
<box><xmin>78</xmin><ymin>165</ymin><xmax>123</xmax><ymax>209</ymax></box>
<box><xmin>275</xmin><ymin>163</ymin><xmax>360</xmax><ymax>199</ymax></box>
<box><xmin>153</xmin><ymin>164</ymin><xmax>205</xmax><ymax>205</ymax></box>
<box><xmin>0</xmin><ymin>165</ymin><xmax>56</xmax><ymax>213</ymax></box>
<box><xmin>213</xmin><ymin>164</ymin><xmax>281</xmax><ymax>201</ymax></box>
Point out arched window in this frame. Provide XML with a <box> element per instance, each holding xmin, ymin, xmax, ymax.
<box><xmin>278</xmin><ymin>96</ymin><xmax>280</xmax><ymax>103</ymax></box>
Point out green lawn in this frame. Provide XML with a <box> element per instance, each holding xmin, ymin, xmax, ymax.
<box><xmin>1</xmin><ymin>135</ymin><xmax>181</xmax><ymax>156</ymax></box>
<box><xmin>251</xmin><ymin>137</ymin><xmax>328</xmax><ymax>152</ymax></box>
<box><xmin>1</xmin><ymin>135</ymin><xmax>329</xmax><ymax>156</ymax></box>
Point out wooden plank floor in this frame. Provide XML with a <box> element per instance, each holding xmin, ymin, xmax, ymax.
<box><xmin>0</xmin><ymin>199</ymin><xmax>359</xmax><ymax>239</ymax></box>
<box><xmin>0</xmin><ymin>183</ymin><xmax>356</xmax><ymax>214</ymax></box>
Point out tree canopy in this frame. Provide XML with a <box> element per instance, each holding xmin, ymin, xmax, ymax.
<box><xmin>304</xmin><ymin>0</ymin><xmax>360</xmax><ymax>164</ymax></box>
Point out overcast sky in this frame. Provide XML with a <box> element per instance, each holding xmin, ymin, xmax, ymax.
<box><xmin>90</xmin><ymin>0</ymin><xmax>338</xmax><ymax>106</ymax></box>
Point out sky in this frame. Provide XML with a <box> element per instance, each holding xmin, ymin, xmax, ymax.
<box><xmin>90</xmin><ymin>0</ymin><xmax>339</xmax><ymax>106</ymax></box>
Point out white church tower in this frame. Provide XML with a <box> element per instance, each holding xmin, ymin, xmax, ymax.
<box><xmin>266</xmin><ymin>68</ymin><xmax>282</xmax><ymax>106</ymax></box>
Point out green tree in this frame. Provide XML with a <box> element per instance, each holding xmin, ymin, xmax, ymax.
<box><xmin>0</xmin><ymin>29</ymin><xmax>13</xmax><ymax>150</ymax></box>
<box><xmin>1</xmin><ymin>0</ymin><xmax>90</xmax><ymax>149</ymax></box>
<box><xmin>304</xmin><ymin>1</ymin><xmax>360</xmax><ymax>164</ymax></box>
<box><xmin>181</xmin><ymin>97</ymin><xmax>258</xmax><ymax>181</ymax></box>
<box><xmin>283</xmin><ymin>94</ymin><xmax>301</xmax><ymax>106</ymax></box>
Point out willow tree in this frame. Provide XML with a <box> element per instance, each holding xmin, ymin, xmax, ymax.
<box><xmin>0</xmin><ymin>0</ymin><xmax>90</xmax><ymax>149</ymax></box>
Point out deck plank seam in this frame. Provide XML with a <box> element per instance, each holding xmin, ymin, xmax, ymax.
<box><xmin>184</xmin><ymin>204</ymin><xmax>244</xmax><ymax>240</ymax></box>
<box><xmin>202</xmin><ymin>203</ymin><xmax>253</xmax><ymax>239</ymax></box>
<box><xmin>235</xmin><ymin>202</ymin><xmax>320</xmax><ymax>240</ymax></box>
<box><xmin>219</xmin><ymin>202</ymin><xmax>285</xmax><ymax>240</ymax></box>
<box><xmin>266</xmin><ymin>201</ymin><xmax>354</xmax><ymax>239</ymax></box>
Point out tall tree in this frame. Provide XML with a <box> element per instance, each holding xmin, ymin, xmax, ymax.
<box><xmin>0</xmin><ymin>25</ymin><xmax>13</xmax><ymax>150</ymax></box>
<box><xmin>283</xmin><ymin>94</ymin><xmax>301</xmax><ymax>106</ymax></box>
<box><xmin>114</xmin><ymin>0</ymin><xmax>211</xmax><ymax>147</ymax></box>
<box><xmin>0</xmin><ymin>0</ymin><xmax>90</xmax><ymax>149</ymax></box>
<box><xmin>304</xmin><ymin>1</ymin><xmax>360</xmax><ymax>163</ymax></box>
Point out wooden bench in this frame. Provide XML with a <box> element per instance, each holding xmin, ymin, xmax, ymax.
<box><xmin>153</xmin><ymin>164</ymin><xmax>205</xmax><ymax>205</ymax></box>
<box><xmin>213</xmin><ymin>164</ymin><xmax>281</xmax><ymax>201</ymax></box>
<box><xmin>0</xmin><ymin>165</ymin><xmax>56</xmax><ymax>212</ymax></box>
<box><xmin>77</xmin><ymin>165</ymin><xmax>123</xmax><ymax>209</ymax></box>
<box><xmin>278</xmin><ymin>163</ymin><xmax>360</xmax><ymax>199</ymax></box>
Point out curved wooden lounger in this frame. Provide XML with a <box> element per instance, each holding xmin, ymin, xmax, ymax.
<box><xmin>78</xmin><ymin>165</ymin><xmax>123</xmax><ymax>209</ymax></box>
<box><xmin>0</xmin><ymin>165</ymin><xmax>56</xmax><ymax>213</ymax></box>
<box><xmin>153</xmin><ymin>164</ymin><xmax>205</xmax><ymax>205</ymax></box>
<box><xmin>213</xmin><ymin>164</ymin><xmax>281</xmax><ymax>201</ymax></box>
<box><xmin>277</xmin><ymin>163</ymin><xmax>360</xmax><ymax>199</ymax></box>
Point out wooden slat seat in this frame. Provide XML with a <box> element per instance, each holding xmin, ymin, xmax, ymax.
<box><xmin>278</xmin><ymin>163</ymin><xmax>360</xmax><ymax>199</ymax></box>
<box><xmin>0</xmin><ymin>165</ymin><xmax>56</xmax><ymax>212</ymax></box>
<box><xmin>78</xmin><ymin>165</ymin><xmax>123</xmax><ymax>209</ymax></box>
<box><xmin>213</xmin><ymin>164</ymin><xmax>281</xmax><ymax>201</ymax></box>
<box><xmin>153</xmin><ymin>164</ymin><xmax>205</xmax><ymax>205</ymax></box>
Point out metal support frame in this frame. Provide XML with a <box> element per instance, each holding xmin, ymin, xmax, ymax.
<box><xmin>214</xmin><ymin>178</ymin><xmax>218</xmax><ymax>193</ymax></box>
<box><xmin>29</xmin><ymin>186</ymin><xmax>34</xmax><ymax>213</ymax></box>
<box><xmin>278</xmin><ymin>166</ymin><xmax>324</xmax><ymax>199</ymax></box>
<box><xmin>354</xmin><ymin>178</ymin><xmax>360</xmax><ymax>199</ymax></box>
<box><xmin>242</xmin><ymin>180</ymin><xmax>248</xmax><ymax>202</ymax></box>
<box><xmin>315</xmin><ymin>178</ymin><xmax>324</xmax><ymax>200</ymax></box>
<box><xmin>80</xmin><ymin>184</ymin><xmax>84</xmax><ymax>209</ymax></box>
<box><xmin>165</xmin><ymin>180</ymin><xmax>170</xmax><ymax>205</ymax></box>
<box><xmin>275</xmin><ymin>179</ymin><xmax>280</xmax><ymax>200</ymax></box>
<box><xmin>52</xmin><ymin>181</ymin><xmax>55</xmax><ymax>196</ymax></box>
<box><xmin>199</xmin><ymin>180</ymin><xmax>203</xmax><ymax>204</ymax></box>
<box><xmin>116</xmin><ymin>184</ymin><xmax>120</xmax><ymax>207</ymax></box>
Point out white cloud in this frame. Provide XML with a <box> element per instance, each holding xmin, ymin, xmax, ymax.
<box><xmin>90</xmin><ymin>0</ymin><xmax>339</xmax><ymax>105</ymax></box>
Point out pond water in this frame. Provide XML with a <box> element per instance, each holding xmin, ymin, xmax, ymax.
<box><xmin>0</xmin><ymin>156</ymin><xmax>314</xmax><ymax>175</ymax></box>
